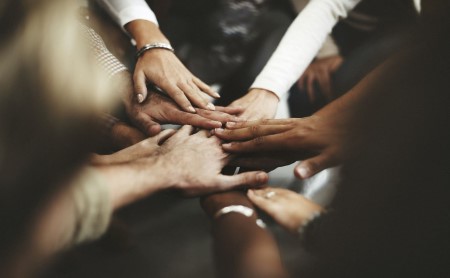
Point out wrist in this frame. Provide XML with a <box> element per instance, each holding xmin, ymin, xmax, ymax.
<box><xmin>248</xmin><ymin>88</ymin><xmax>280</xmax><ymax>102</ymax></box>
<box><xmin>125</xmin><ymin>20</ymin><xmax>169</xmax><ymax>49</ymax></box>
<box><xmin>201</xmin><ymin>191</ymin><xmax>254</xmax><ymax>217</ymax></box>
<box><xmin>94</xmin><ymin>157</ymin><xmax>168</xmax><ymax>210</ymax></box>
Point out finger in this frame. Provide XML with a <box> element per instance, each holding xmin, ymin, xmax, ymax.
<box><xmin>294</xmin><ymin>153</ymin><xmax>337</xmax><ymax>179</ymax></box>
<box><xmin>216</xmin><ymin>171</ymin><xmax>269</xmax><ymax>190</ymax></box>
<box><xmin>164</xmin><ymin>84</ymin><xmax>196</xmax><ymax>113</ymax></box>
<box><xmin>179</xmin><ymin>82</ymin><xmax>214</xmax><ymax>111</ymax></box>
<box><xmin>222</xmin><ymin>133</ymin><xmax>288</xmax><ymax>153</ymax></box>
<box><xmin>133</xmin><ymin>72</ymin><xmax>148</xmax><ymax>103</ymax></box>
<box><xmin>306</xmin><ymin>74</ymin><xmax>316</xmax><ymax>103</ymax></box>
<box><xmin>247</xmin><ymin>189</ymin><xmax>280</xmax><ymax>213</ymax></box>
<box><xmin>213</xmin><ymin>124</ymin><xmax>290</xmax><ymax>141</ymax></box>
<box><xmin>215</xmin><ymin>106</ymin><xmax>244</xmax><ymax>116</ymax></box>
<box><xmin>298</xmin><ymin>74</ymin><xmax>306</xmax><ymax>91</ymax></box>
<box><xmin>225</xmin><ymin>118</ymin><xmax>289</xmax><ymax>130</ymax></box>
<box><xmin>196</xmin><ymin>109</ymin><xmax>240</xmax><ymax>124</ymax></box>
<box><xmin>156</xmin><ymin>129</ymin><xmax>177</xmax><ymax>145</ymax></box>
<box><xmin>132</xmin><ymin>113</ymin><xmax>162</xmax><ymax>136</ymax></box>
<box><xmin>317</xmin><ymin>71</ymin><xmax>333</xmax><ymax>101</ymax></box>
<box><xmin>169</xmin><ymin>109</ymin><xmax>222</xmax><ymax>129</ymax></box>
<box><xmin>177</xmin><ymin>125</ymin><xmax>195</xmax><ymax>136</ymax></box>
<box><xmin>192</xmin><ymin>77</ymin><xmax>220</xmax><ymax>98</ymax></box>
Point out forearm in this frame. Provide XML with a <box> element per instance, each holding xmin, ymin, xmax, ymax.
<box><xmin>251</xmin><ymin>0</ymin><xmax>360</xmax><ymax>98</ymax></box>
<box><xmin>95</xmin><ymin>159</ymin><xmax>168</xmax><ymax>210</ymax></box>
<box><xmin>202</xmin><ymin>192</ymin><xmax>287</xmax><ymax>278</ymax></box>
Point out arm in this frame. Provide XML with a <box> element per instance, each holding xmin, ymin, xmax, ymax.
<box><xmin>201</xmin><ymin>192</ymin><xmax>288</xmax><ymax>278</ymax></box>
<box><xmin>229</xmin><ymin>0</ymin><xmax>359</xmax><ymax>120</ymax></box>
<box><xmin>251</xmin><ymin>0</ymin><xmax>360</xmax><ymax>98</ymax></box>
<box><xmin>95</xmin><ymin>0</ymin><xmax>158</xmax><ymax>28</ymax></box>
<box><xmin>216</xmin><ymin>53</ymin><xmax>392</xmax><ymax>179</ymax></box>
<box><xmin>97</xmin><ymin>0</ymin><xmax>219</xmax><ymax>113</ymax></box>
<box><xmin>34</xmin><ymin>127</ymin><xmax>270</xmax><ymax>255</ymax></box>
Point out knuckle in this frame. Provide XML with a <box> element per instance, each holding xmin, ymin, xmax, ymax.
<box><xmin>250</xmin><ymin>125</ymin><xmax>259</xmax><ymax>136</ymax></box>
<box><xmin>253</xmin><ymin>136</ymin><xmax>264</xmax><ymax>145</ymax></box>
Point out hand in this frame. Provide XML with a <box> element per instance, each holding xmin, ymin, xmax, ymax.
<box><xmin>134</xmin><ymin>50</ymin><xmax>220</xmax><ymax>112</ymax></box>
<box><xmin>91</xmin><ymin>129</ymin><xmax>176</xmax><ymax>165</ymax></box>
<box><xmin>298</xmin><ymin>55</ymin><xmax>343</xmax><ymax>103</ymax></box>
<box><xmin>247</xmin><ymin>187</ymin><xmax>323</xmax><ymax>234</ymax></box>
<box><xmin>126</xmin><ymin>20</ymin><xmax>220</xmax><ymax>113</ymax></box>
<box><xmin>228</xmin><ymin>88</ymin><xmax>279</xmax><ymax>121</ymax></box>
<box><xmin>96</xmin><ymin>126</ymin><xmax>268</xmax><ymax>208</ymax></box>
<box><xmin>214</xmin><ymin>116</ymin><xmax>353</xmax><ymax>179</ymax></box>
<box><xmin>121</xmin><ymin>71</ymin><xmax>243</xmax><ymax>135</ymax></box>
<box><xmin>157</xmin><ymin>126</ymin><xmax>269</xmax><ymax>196</ymax></box>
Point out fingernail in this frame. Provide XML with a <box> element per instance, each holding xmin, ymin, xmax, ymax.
<box><xmin>137</xmin><ymin>94</ymin><xmax>144</xmax><ymax>103</ymax></box>
<box><xmin>210</xmin><ymin>129</ymin><xmax>215</xmax><ymax>135</ymax></box>
<box><xmin>213</xmin><ymin>121</ymin><xmax>222</xmax><ymax>127</ymax></box>
<box><xmin>257</xmin><ymin>172</ymin><xmax>267</xmax><ymax>183</ymax></box>
<box><xmin>297</xmin><ymin>167</ymin><xmax>310</xmax><ymax>178</ymax></box>
<box><xmin>222</xmin><ymin>143</ymin><xmax>232</xmax><ymax>148</ymax></box>
<box><xmin>226</xmin><ymin>122</ymin><xmax>236</xmax><ymax>128</ymax></box>
<box><xmin>188</xmin><ymin>106</ymin><xmax>196</xmax><ymax>113</ymax></box>
<box><xmin>215</xmin><ymin>128</ymin><xmax>224</xmax><ymax>134</ymax></box>
<box><xmin>213</xmin><ymin>92</ymin><xmax>221</xmax><ymax>98</ymax></box>
<box><xmin>207</xmin><ymin>103</ymin><xmax>216</xmax><ymax>111</ymax></box>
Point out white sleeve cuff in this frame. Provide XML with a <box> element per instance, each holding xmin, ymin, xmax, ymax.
<box><xmin>118</xmin><ymin>6</ymin><xmax>159</xmax><ymax>27</ymax></box>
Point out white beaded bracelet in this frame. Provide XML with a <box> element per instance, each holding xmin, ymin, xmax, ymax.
<box><xmin>214</xmin><ymin>205</ymin><xmax>254</xmax><ymax>219</ymax></box>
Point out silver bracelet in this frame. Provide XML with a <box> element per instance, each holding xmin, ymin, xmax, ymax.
<box><xmin>214</xmin><ymin>205</ymin><xmax>254</xmax><ymax>219</ymax></box>
<box><xmin>136</xmin><ymin>42</ymin><xmax>174</xmax><ymax>59</ymax></box>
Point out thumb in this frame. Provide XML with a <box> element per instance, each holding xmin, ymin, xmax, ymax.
<box><xmin>133</xmin><ymin>71</ymin><xmax>148</xmax><ymax>103</ymax></box>
<box><xmin>294</xmin><ymin>154</ymin><xmax>336</xmax><ymax>179</ymax></box>
<box><xmin>133</xmin><ymin>113</ymin><xmax>161</xmax><ymax>136</ymax></box>
<box><xmin>216</xmin><ymin>171</ymin><xmax>269</xmax><ymax>191</ymax></box>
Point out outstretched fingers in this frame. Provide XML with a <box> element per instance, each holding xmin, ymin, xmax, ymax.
<box><xmin>221</xmin><ymin>133</ymin><xmax>287</xmax><ymax>153</ymax></box>
<box><xmin>225</xmin><ymin>118</ymin><xmax>291</xmax><ymax>130</ymax></box>
<box><xmin>213</xmin><ymin>124</ymin><xmax>290</xmax><ymax>141</ymax></box>
<box><xmin>215</xmin><ymin>171</ymin><xmax>269</xmax><ymax>191</ymax></box>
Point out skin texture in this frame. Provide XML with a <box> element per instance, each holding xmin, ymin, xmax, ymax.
<box><xmin>126</xmin><ymin>20</ymin><xmax>219</xmax><ymax>113</ymax></box>
<box><xmin>247</xmin><ymin>187</ymin><xmax>323</xmax><ymax>234</ymax></box>
<box><xmin>214</xmin><ymin>116</ymin><xmax>352</xmax><ymax>179</ymax></box>
<box><xmin>97</xmin><ymin>125</ymin><xmax>270</xmax><ymax>209</ymax></box>
<box><xmin>201</xmin><ymin>191</ymin><xmax>288</xmax><ymax>278</ymax></box>
<box><xmin>228</xmin><ymin>88</ymin><xmax>279</xmax><ymax>121</ymax></box>
<box><xmin>298</xmin><ymin>55</ymin><xmax>343</xmax><ymax>103</ymax></box>
<box><xmin>213</xmin><ymin>61</ymin><xmax>387</xmax><ymax>179</ymax></box>
<box><xmin>119</xmin><ymin>71</ymin><xmax>243</xmax><ymax>136</ymax></box>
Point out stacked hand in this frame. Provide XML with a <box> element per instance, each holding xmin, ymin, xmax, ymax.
<box><xmin>213</xmin><ymin>116</ymin><xmax>352</xmax><ymax>179</ymax></box>
<box><xmin>228</xmin><ymin>88</ymin><xmax>279</xmax><ymax>121</ymax></box>
<box><xmin>247</xmin><ymin>187</ymin><xmax>323</xmax><ymax>234</ymax></box>
<box><xmin>96</xmin><ymin>125</ymin><xmax>269</xmax><ymax>209</ymax></box>
<box><xmin>120</xmin><ymin>71</ymin><xmax>243</xmax><ymax>135</ymax></box>
<box><xmin>298</xmin><ymin>55</ymin><xmax>343</xmax><ymax>103</ymax></box>
<box><xmin>134</xmin><ymin>49</ymin><xmax>220</xmax><ymax>112</ymax></box>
